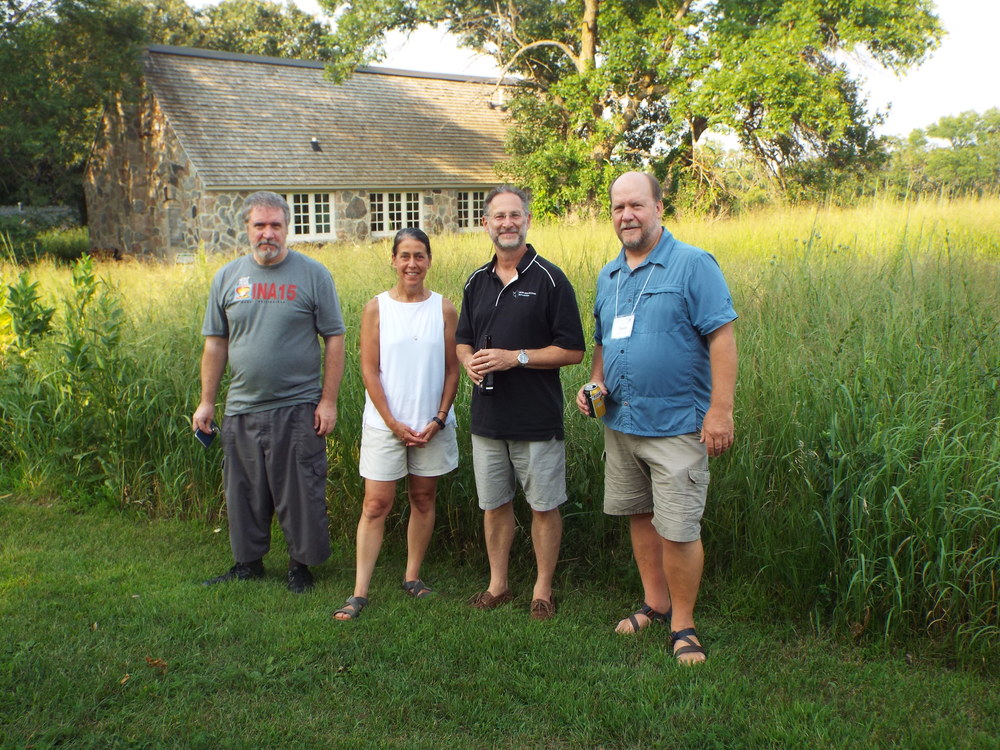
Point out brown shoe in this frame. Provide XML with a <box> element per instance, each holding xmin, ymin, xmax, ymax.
<box><xmin>469</xmin><ymin>589</ymin><xmax>513</xmax><ymax>609</ymax></box>
<box><xmin>529</xmin><ymin>598</ymin><xmax>556</xmax><ymax>621</ymax></box>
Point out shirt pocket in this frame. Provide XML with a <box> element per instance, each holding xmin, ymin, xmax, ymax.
<box><xmin>635</xmin><ymin>284</ymin><xmax>686</xmax><ymax>334</ymax></box>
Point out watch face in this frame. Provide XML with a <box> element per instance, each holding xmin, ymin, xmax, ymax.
<box><xmin>518</xmin><ymin>350</ymin><xmax>529</xmax><ymax>365</ymax></box>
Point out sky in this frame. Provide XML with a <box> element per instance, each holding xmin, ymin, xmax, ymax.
<box><xmin>217</xmin><ymin>0</ymin><xmax>998</xmax><ymax>138</ymax></box>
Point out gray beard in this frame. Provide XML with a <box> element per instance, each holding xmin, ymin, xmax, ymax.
<box><xmin>254</xmin><ymin>244</ymin><xmax>281</xmax><ymax>262</ymax></box>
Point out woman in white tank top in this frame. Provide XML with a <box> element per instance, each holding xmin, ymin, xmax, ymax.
<box><xmin>334</xmin><ymin>228</ymin><xmax>460</xmax><ymax>621</ymax></box>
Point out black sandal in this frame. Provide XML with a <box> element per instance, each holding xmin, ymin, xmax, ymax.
<box><xmin>333</xmin><ymin>596</ymin><xmax>368</xmax><ymax>620</ymax></box>
<box><xmin>671</xmin><ymin>627</ymin><xmax>707</xmax><ymax>663</ymax></box>
<box><xmin>619</xmin><ymin>602</ymin><xmax>671</xmax><ymax>633</ymax></box>
<box><xmin>401</xmin><ymin>579</ymin><xmax>436</xmax><ymax>598</ymax></box>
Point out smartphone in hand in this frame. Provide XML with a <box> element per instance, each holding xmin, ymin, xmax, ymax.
<box><xmin>195</xmin><ymin>422</ymin><xmax>219</xmax><ymax>448</ymax></box>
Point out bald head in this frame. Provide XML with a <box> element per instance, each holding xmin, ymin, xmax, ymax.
<box><xmin>609</xmin><ymin>172</ymin><xmax>662</xmax><ymax>205</ymax></box>
<box><xmin>610</xmin><ymin>172</ymin><xmax>664</xmax><ymax>256</ymax></box>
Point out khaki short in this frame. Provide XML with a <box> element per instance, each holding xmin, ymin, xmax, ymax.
<box><xmin>471</xmin><ymin>435</ymin><xmax>567</xmax><ymax>511</ymax></box>
<box><xmin>359</xmin><ymin>422</ymin><xmax>459</xmax><ymax>482</ymax></box>
<box><xmin>603</xmin><ymin>428</ymin><xmax>709</xmax><ymax>542</ymax></box>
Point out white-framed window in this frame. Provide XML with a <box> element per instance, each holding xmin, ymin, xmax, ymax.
<box><xmin>457</xmin><ymin>190</ymin><xmax>486</xmax><ymax>230</ymax></box>
<box><xmin>369</xmin><ymin>191</ymin><xmax>421</xmax><ymax>236</ymax></box>
<box><xmin>285</xmin><ymin>192</ymin><xmax>334</xmax><ymax>241</ymax></box>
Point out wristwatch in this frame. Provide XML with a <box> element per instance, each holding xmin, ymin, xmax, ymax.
<box><xmin>517</xmin><ymin>349</ymin><xmax>529</xmax><ymax>367</ymax></box>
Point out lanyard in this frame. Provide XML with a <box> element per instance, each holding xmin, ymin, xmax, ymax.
<box><xmin>614</xmin><ymin>262</ymin><xmax>655</xmax><ymax>318</ymax></box>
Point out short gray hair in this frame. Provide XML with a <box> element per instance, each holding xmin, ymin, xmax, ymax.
<box><xmin>241</xmin><ymin>191</ymin><xmax>290</xmax><ymax>225</ymax></box>
<box><xmin>483</xmin><ymin>185</ymin><xmax>531</xmax><ymax>216</ymax></box>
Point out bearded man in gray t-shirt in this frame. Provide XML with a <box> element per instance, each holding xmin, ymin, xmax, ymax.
<box><xmin>193</xmin><ymin>191</ymin><xmax>345</xmax><ymax>594</ymax></box>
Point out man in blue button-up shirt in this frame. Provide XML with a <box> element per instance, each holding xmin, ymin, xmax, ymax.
<box><xmin>576</xmin><ymin>172</ymin><xmax>738</xmax><ymax>664</ymax></box>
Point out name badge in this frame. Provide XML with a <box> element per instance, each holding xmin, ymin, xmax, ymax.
<box><xmin>611</xmin><ymin>314</ymin><xmax>634</xmax><ymax>339</ymax></box>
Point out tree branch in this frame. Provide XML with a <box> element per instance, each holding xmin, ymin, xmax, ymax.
<box><xmin>581</xmin><ymin>0</ymin><xmax>598</xmax><ymax>70</ymax></box>
<box><xmin>494</xmin><ymin>39</ymin><xmax>584</xmax><ymax>84</ymax></box>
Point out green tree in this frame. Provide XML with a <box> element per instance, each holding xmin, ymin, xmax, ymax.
<box><xmin>199</xmin><ymin>0</ymin><xmax>332</xmax><ymax>59</ymax></box>
<box><xmin>322</xmin><ymin>0</ymin><xmax>943</xmax><ymax>214</ymax></box>
<box><xmin>141</xmin><ymin>0</ymin><xmax>333</xmax><ymax>59</ymax></box>
<box><xmin>884</xmin><ymin>109</ymin><xmax>1000</xmax><ymax>197</ymax></box>
<box><xmin>140</xmin><ymin>0</ymin><xmax>203</xmax><ymax>47</ymax></box>
<box><xmin>0</xmin><ymin>0</ymin><xmax>332</xmax><ymax>207</ymax></box>
<box><xmin>923</xmin><ymin>108</ymin><xmax>1000</xmax><ymax>193</ymax></box>
<box><xmin>0</xmin><ymin>0</ymin><xmax>146</xmax><ymax>206</ymax></box>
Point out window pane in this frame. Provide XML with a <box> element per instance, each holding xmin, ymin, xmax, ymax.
<box><xmin>369</xmin><ymin>192</ymin><xmax>384</xmax><ymax>233</ymax></box>
<box><xmin>405</xmin><ymin>192</ymin><xmax>420</xmax><ymax>228</ymax></box>
<box><xmin>314</xmin><ymin>193</ymin><xmax>331</xmax><ymax>234</ymax></box>
<box><xmin>291</xmin><ymin>193</ymin><xmax>309</xmax><ymax>234</ymax></box>
<box><xmin>472</xmin><ymin>191</ymin><xmax>485</xmax><ymax>225</ymax></box>
<box><xmin>387</xmin><ymin>192</ymin><xmax>402</xmax><ymax>231</ymax></box>
<box><xmin>457</xmin><ymin>190</ymin><xmax>485</xmax><ymax>228</ymax></box>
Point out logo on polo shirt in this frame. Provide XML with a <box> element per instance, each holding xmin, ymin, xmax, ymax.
<box><xmin>513</xmin><ymin>290</ymin><xmax>537</xmax><ymax>298</ymax></box>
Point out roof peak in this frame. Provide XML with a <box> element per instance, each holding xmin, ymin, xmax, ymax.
<box><xmin>145</xmin><ymin>44</ymin><xmax>510</xmax><ymax>85</ymax></box>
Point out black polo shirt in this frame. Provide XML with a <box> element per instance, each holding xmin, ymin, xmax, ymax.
<box><xmin>456</xmin><ymin>245</ymin><xmax>585</xmax><ymax>440</ymax></box>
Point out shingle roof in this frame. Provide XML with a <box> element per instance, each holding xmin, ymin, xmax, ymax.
<box><xmin>144</xmin><ymin>45</ymin><xmax>511</xmax><ymax>190</ymax></box>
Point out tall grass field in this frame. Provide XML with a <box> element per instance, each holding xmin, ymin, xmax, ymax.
<box><xmin>1</xmin><ymin>197</ymin><xmax>998</xmax><ymax>660</ymax></box>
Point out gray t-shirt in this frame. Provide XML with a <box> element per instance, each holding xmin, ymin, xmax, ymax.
<box><xmin>202</xmin><ymin>250</ymin><xmax>345</xmax><ymax>415</ymax></box>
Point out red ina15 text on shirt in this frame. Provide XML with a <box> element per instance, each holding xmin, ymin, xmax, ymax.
<box><xmin>253</xmin><ymin>283</ymin><xmax>297</xmax><ymax>301</ymax></box>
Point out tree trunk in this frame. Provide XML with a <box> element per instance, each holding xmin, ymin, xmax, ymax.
<box><xmin>581</xmin><ymin>0</ymin><xmax>598</xmax><ymax>70</ymax></box>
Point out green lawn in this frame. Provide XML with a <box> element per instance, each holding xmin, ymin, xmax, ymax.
<box><xmin>3</xmin><ymin>495</ymin><xmax>996</xmax><ymax>749</ymax></box>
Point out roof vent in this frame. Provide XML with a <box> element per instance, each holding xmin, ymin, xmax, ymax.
<box><xmin>310</xmin><ymin>138</ymin><xmax>322</xmax><ymax>152</ymax></box>
<box><xmin>488</xmin><ymin>88</ymin><xmax>507</xmax><ymax>111</ymax></box>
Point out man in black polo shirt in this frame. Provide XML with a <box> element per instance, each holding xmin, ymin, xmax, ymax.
<box><xmin>456</xmin><ymin>185</ymin><xmax>585</xmax><ymax>621</ymax></box>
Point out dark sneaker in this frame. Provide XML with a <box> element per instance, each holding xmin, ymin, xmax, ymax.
<box><xmin>202</xmin><ymin>560</ymin><xmax>264</xmax><ymax>586</ymax></box>
<box><xmin>287</xmin><ymin>564</ymin><xmax>314</xmax><ymax>594</ymax></box>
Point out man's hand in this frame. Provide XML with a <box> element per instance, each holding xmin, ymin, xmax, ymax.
<box><xmin>461</xmin><ymin>358</ymin><xmax>484</xmax><ymax>386</ymax></box>
<box><xmin>702</xmin><ymin>322</ymin><xmax>737</xmax><ymax>457</ymax></box>
<box><xmin>576</xmin><ymin>381</ymin><xmax>606</xmax><ymax>417</ymax></box>
<box><xmin>700</xmin><ymin>406</ymin><xmax>734</xmax><ymax>457</ymax></box>
<box><xmin>192</xmin><ymin>403</ymin><xmax>216</xmax><ymax>434</ymax></box>
<box><xmin>314</xmin><ymin>399</ymin><xmax>338</xmax><ymax>437</ymax></box>
<box><xmin>469</xmin><ymin>347</ymin><xmax>516</xmax><ymax>376</ymax></box>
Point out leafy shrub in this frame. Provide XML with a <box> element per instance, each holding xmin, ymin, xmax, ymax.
<box><xmin>0</xmin><ymin>214</ymin><xmax>86</xmax><ymax>263</ymax></box>
<box><xmin>36</xmin><ymin>226</ymin><xmax>89</xmax><ymax>261</ymax></box>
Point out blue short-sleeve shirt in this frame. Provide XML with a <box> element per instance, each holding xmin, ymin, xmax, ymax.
<box><xmin>594</xmin><ymin>228</ymin><xmax>737</xmax><ymax>437</ymax></box>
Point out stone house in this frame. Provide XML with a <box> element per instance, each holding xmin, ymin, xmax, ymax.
<box><xmin>84</xmin><ymin>45</ymin><xmax>510</xmax><ymax>260</ymax></box>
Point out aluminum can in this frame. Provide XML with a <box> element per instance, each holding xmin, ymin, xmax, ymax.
<box><xmin>583</xmin><ymin>383</ymin><xmax>605</xmax><ymax>418</ymax></box>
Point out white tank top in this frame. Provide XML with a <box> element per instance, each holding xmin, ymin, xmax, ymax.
<box><xmin>363</xmin><ymin>291</ymin><xmax>456</xmax><ymax>431</ymax></box>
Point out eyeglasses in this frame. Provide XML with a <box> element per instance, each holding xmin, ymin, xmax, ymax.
<box><xmin>487</xmin><ymin>212</ymin><xmax>526</xmax><ymax>223</ymax></box>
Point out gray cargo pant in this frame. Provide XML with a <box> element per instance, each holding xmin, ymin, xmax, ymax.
<box><xmin>221</xmin><ymin>402</ymin><xmax>331</xmax><ymax>566</ymax></box>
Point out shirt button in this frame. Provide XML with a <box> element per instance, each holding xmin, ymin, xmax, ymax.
<box><xmin>623</xmin><ymin>401</ymin><xmax>629</xmax><ymax>406</ymax></box>
<box><xmin>620</xmin><ymin>349</ymin><xmax>624</xmax><ymax>353</ymax></box>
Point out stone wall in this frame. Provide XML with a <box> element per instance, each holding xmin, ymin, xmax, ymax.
<box><xmin>195</xmin><ymin>191</ymin><xmax>250</xmax><ymax>255</ymax></box>
<box><xmin>424</xmin><ymin>189</ymin><xmax>450</xmax><ymax>235</ymax></box>
<box><xmin>85</xmin><ymin>91</ymin><xmax>205</xmax><ymax>261</ymax></box>
<box><xmin>334</xmin><ymin>188</ymin><xmax>370</xmax><ymax>241</ymax></box>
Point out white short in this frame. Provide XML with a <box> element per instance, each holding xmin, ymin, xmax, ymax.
<box><xmin>359</xmin><ymin>422</ymin><xmax>459</xmax><ymax>482</ymax></box>
<box><xmin>471</xmin><ymin>435</ymin><xmax>567</xmax><ymax>511</ymax></box>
